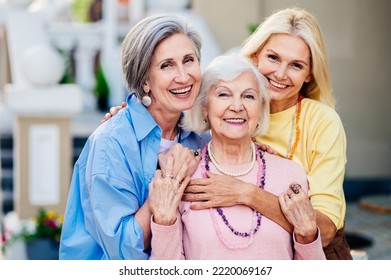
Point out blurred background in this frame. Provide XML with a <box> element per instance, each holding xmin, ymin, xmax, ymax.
<box><xmin>0</xmin><ymin>0</ymin><xmax>390</xmax><ymax>259</ymax></box>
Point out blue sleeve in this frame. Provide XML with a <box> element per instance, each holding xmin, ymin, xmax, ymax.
<box><xmin>85</xmin><ymin>173</ymin><xmax>149</xmax><ymax>260</ymax></box>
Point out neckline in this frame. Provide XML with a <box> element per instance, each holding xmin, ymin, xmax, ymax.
<box><xmin>202</xmin><ymin>144</ymin><xmax>266</xmax><ymax>249</ymax></box>
<box><xmin>207</xmin><ymin>141</ymin><xmax>256</xmax><ymax>177</ymax></box>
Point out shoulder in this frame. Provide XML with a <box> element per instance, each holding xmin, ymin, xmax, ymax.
<box><xmin>302</xmin><ymin>98</ymin><xmax>345</xmax><ymax>131</ymax></box>
<box><xmin>263</xmin><ymin>151</ymin><xmax>308</xmax><ymax>191</ymax></box>
<box><xmin>91</xmin><ymin>110</ymin><xmax>134</xmax><ymax>146</ymax></box>
<box><xmin>265</xmin><ymin>152</ymin><xmax>305</xmax><ymax>173</ymax></box>
<box><xmin>182</xmin><ymin>130</ymin><xmax>211</xmax><ymax>150</ymax></box>
<box><xmin>78</xmin><ymin>110</ymin><xmax>139</xmax><ymax>169</ymax></box>
<box><xmin>303</xmin><ymin>98</ymin><xmax>342</xmax><ymax>122</ymax></box>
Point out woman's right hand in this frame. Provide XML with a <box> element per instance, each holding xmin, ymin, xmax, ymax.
<box><xmin>158</xmin><ymin>143</ymin><xmax>201</xmax><ymax>179</ymax></box>
<box><xmin>100</xmin><ymin>101</ymin><xmax>126</xmax><ymax>123</ymax></box>
<box><xmin>255</xmin><ymin>142</ymin><xmax>278</xmax><ymax>155</ymax></box>
<box><xmin>148</xmin><ymin>154</ymin><xmax>189</xmax><ymax>226</ymax></box>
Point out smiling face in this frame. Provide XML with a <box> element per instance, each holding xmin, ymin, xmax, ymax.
<box><xmin>143</xmin><ymin>33</ymin><xmax>201</xmax><ymax>116</ymax></box>
<box><xmin>256</xmin><ymin>34</ymin><xmax>312</xmax><ymax>113</ymax></box>
<box><xmin>204</xmin><ymin>72</ymin><xmax>261</xmax><ymax>144</ymax></box>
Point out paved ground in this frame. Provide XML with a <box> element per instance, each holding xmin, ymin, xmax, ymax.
<box><xmin>345</xmin><ymin>200</ymin><xmax>391</xmax><ymax>260</ymax></box>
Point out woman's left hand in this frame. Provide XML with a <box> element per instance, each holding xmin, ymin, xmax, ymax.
<box><xmin>148</xmin><ymin>154</ymin><xmax>189</xmax><ymax>226</ymax></box>
<box><xmin>278</xmin><ymin>183</ymin><xmax>318</xmax><ymax>244</ymax></box>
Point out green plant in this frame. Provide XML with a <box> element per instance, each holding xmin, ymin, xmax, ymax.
<box><xmin>247</xmin><ymin>23</ymin><xmax>259</xmax><ymax>34</ymax></box>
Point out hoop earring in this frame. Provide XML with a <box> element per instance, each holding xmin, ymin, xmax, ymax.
<box><xmin>141</xmin><ymin>94</ymin><xmax>152</xmax><ymax>107</ymax></box>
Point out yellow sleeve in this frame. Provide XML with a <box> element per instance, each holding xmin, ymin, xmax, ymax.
<box><xmin>306</xmin><ymin>107</ymin><xmax>347</xmax><ymax>229</ymax></box>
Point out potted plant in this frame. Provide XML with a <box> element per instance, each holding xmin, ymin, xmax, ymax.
<box><xmin>2</xmin><ymin>208</ymin><xmax>63</xmax><ymax>260</ymax></box>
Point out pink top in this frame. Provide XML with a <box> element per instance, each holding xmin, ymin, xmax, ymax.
<box><xmin>150</xmin><ymin>151</ymin><xmax>326</xmax><ymax>260</ymax></box>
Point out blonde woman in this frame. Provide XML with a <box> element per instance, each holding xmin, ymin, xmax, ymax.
<box><xmin>186</xmin><ymin>8</ymin><xmax>350</xmax><ymax>260</ymax></box>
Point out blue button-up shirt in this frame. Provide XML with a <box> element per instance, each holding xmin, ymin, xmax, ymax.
<box><xmin>59</xmin><ymin>93</ymin><xmax>210</xmax><ymax>259</ymax></box>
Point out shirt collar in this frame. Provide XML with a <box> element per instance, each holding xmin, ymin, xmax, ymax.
<box><xmin>126</xmin><ymin>93</ymin><xmax>192</xmax><ymax>142</ymax></box>
<box><xmin>127</xmin><ymin>93</ymin><xmax>158</xmax><ymax>141</ymax></box>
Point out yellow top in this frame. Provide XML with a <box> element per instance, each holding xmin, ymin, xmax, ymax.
<box><xmin>255</xmin><ymin>98</ymin><xmax>347</xmax><ymax>229</ymax></box>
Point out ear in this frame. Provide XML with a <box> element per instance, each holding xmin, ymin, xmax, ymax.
<box><xmin>202</xmin><ymin>106</ymin><xmax>208</xmax><ymax>119</ymax></box>
<box><xmin>251</xmin><ymin>53</ymin><xmax>259</xmax><ymax>66</ymax></box>
<box><xmin>304</xmin><ymin>73</ymin><xmax>312</xmax><ymax>83</ymax></box>
<box><xmin>142</xmin><ymin>82</ymin><xmax>150</xmax><ymax>93</ymax></box>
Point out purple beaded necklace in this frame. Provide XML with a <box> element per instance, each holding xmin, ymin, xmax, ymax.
<box><xmin>202</xmin><ymin>143</ymin><xmax>266</xmax><ymax>249</ymax></box>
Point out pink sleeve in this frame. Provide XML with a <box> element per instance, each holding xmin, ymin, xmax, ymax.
<box><xmin>293</xmin><ymin>227</ymin><xmax>326</xmax><ymax>260</ymax></box>
<box><xmin>149</xmin><ymin>213</ymin><xmax>185</xmax><ymax>260</ymax></box>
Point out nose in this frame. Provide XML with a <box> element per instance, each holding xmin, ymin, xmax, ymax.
<box><xmin>274</xmin><ymin>64</ymin><xmax>287</xmax><ymax>80</ymax></box>
<box><xmin>175</xmin><ymin>65</ymin><xmax>189</xmax><ymax>83</ymax></box>
<box><xmin>230</xmin><ymin>97</ymin><xmax>244</xmax><ymax>111</ymax></box>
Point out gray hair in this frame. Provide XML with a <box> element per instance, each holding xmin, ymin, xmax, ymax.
<box><xmin>121</xmin><ymin>14</ymin><xmax>202</xmax><ymax>99</ymax></box>
<box><xmin>182</xmin><ymin>55</ymin><xmax>270</xmax><ymax>137</ymax></box>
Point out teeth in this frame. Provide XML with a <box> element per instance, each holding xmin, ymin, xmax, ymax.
<box><xmin>225</xmin><ymin>118</ymin><xmax>245</xmax><ymax>123</ymax></box>
<box><xmin>170</xmin><ymin>86</ymin><xmax>191</xmax><ymax>94</ymax></box>
<box><xmin>269</xmin><ymin>79</ymin><xmax>287</xmax><ymax>89</ymax></box>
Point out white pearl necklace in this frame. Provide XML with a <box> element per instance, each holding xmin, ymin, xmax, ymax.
<box><xmin>207</xmin><ymin>141</ymin><xmax>256</xmax><ymax>177</ymax></box>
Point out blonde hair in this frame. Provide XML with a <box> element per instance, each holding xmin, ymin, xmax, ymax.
<box><xmin>181</xmin><ymin>54</ymin><xmax>270</xmax><ymax>137</ymax></box>
<box><xmin>240</xmin><ymin>7</ymin><xmax>335</xmax><ymax>108</ymax></box>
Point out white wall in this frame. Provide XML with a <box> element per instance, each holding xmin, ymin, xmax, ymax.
<box><xmin>194</xmin><ymin>0</ymin><xmax>391</xmax><ymax>178</ymax></box>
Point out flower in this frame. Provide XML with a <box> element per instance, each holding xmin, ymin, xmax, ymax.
<box><xmin>2</xmin><ymin>208</ymin><xmax>63</xmax><ymax>250</ymax></box>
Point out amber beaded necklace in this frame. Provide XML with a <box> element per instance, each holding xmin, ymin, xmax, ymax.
<box><xmin>285</xmin><ymin>94</ymin><xmax>303</xmax><ymax>160</ymax></box>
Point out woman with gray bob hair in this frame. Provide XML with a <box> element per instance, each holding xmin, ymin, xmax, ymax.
<box><xmin>181</xmin><ymin>54</ymin><xmax>270</xmax><ymax>137</ymax></box>
<box><xmin>60</xmin><ymin>14</ymin><xmax>210</xmax><ymax>260</ymax></box>
<box><xmin>121</xmin><ymin>14</ymin><xmax>202</xmax><ymax>104</ymax></box>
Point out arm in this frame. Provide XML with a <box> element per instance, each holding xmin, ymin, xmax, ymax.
<box><xmin>184</xmin><ymin>171</ymin><xmax>293</xmax><ymax>232</ymax></box>
<box><xmin>242</xmin><ymin>179</ymin><xmax>335</xmax><ymax>246</ymax></box>
<box><xmin>135</xmin><ymin>199</ymin><xmax>152</xmax><ymax>250</ymax></box>
<box><xmin>306</xmin><ymin>109</ymin><xmax>347</xmax><ymax>246</ymax></box>
<box><xmin>149</xmin><ymin>213</ymin><xmax>185</xmax><ymax>260</ymax></box>
<box><xmin>279</xmin><ymin>184</ymin><xmax>325</xmax><ymax>259</ymax></box>
<box><xmin>148</xmin><ymin>155</ymin><xmax>189</xmax><ymax>260</ymax></box>
<box><xmin>87</xmin><ymin>174</ymin><xmax>151</xmax><ymax>259</ymax></box>
<box><xmin>185</xmin><ymin>171</ymin><xmax>336</xmax><ymax>246</ymax></box>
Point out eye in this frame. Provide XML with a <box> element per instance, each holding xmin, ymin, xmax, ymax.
<box><xmin>217</xmin><ymin>92</ymin><xmax>229</xmax><ymax>97</ymax></box>
<box><xmin>184</xmin><ymin>56</ymin><xmax>195</xmax><ymax>64</ymax></box>
<box><xmin>243</xmin><ymin>90</ymin><xmax>258</xmax><ymax>100</ymax></box>
<box><xmin>291</xmin><ymin>63</ymin><xmax>304</xmax><ymax>70</ymax></box>
<box><xmin>161</xmin><ymin>62</ymin><xmax>173</xmax><ymax>69</ymax></box>
<box><xmin>267</xmin><ymin>54</ymin><xmax>279</xmax><ymax>61</ymax></box>
<box><xmin>244</xmin><ymin>94</ymin><xmax>256</xmax><ymax>100</ymax></box>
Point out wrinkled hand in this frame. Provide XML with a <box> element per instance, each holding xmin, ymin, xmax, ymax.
<box><xmin>183</xmin><ymin>171</ymin><xmax>248</xmax><ymax>210</ymax></box>
<box><xmin>100</xmin><ymin>101</ymin><xmax>126</xmax><ymax>124</ymax></box>
<box><xmin>278</xmin><ymin>183</ymin><xmax>318</xmax><ymax>244</ymax></box>
<box><xmin>158</xmin><ymin>143</ymin><xmax>201</xmax><ymax>179</ymax></box>
<box><xmin>149</xmin><ymin>154</ymin><xmax>190</xmax><ymax>225</ymax></box>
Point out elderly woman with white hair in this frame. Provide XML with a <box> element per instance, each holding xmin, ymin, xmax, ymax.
<box><xmin>148</xmin><ymin>54</ymin><xmax>325</xmax><ymax>260</ymax></box>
